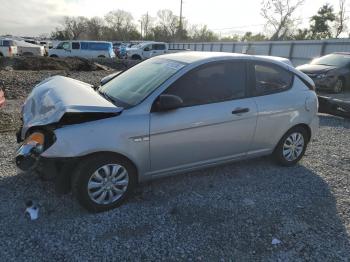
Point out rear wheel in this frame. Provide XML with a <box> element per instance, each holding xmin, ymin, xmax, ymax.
<box><xmin>333</xmin><ymin>78</ymin><xmax>344</xmax><ymax>93</ymax></box>
<box><xmin>50</xmin><ymin>54</ymin><xmax>58</xmax><ymax>58</ymax></box>
<box><xmin>273</xmin><ymin>126</ymin><xmax>309</xmax><ymax>166</ymax></box>
<box><xmin>72</xmin><ymin>153</ymin><xmax>136</xmax><ymax>212</ymax></box>
<box><xmin>131</xmin><ymin>55</ymin><xmax>142</xmax><ymax>60</ymax></box>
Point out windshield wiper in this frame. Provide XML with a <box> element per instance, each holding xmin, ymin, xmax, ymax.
<box><xmin>98</xmin><ymin>90</ymin><xmax>118</xmax><ymax>105</ymax></box>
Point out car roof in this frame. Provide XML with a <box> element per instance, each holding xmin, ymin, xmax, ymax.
<box><xmin>333</xmin><ymin>52</ymin><xmax>350</xmax><ymax>55</ymax></box>
<box><xmin>160</xmin><ymin>51</ymin><xmax>292</xmax><ymax>67</ymax></box>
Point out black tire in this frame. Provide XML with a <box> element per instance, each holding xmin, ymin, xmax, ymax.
<box><xmin>131</xmin><ymin>55</ymin><xmax>142</xmax><ymax>60</ymax></box>
<box><xmin>72</xmin><ymin>153</ymin><xmax>137</xmax><ymax>212</ymax></box>
<box><xmin>273</xmin><ymin>126</ymin><xmax>309</xmax><ymax>166</ymax></box>
<box><xmin>50</xmin><ymin>54</ymin><xmax>58</xmax><ymax>58</ymax></box>
<box><xmin>333</xmin><ymin>78</ymin><xmax>344</xmax><ymax>93</ymax></box>
<box><xmin>0</xmin><ymin>53</ymin><xmax>3</xmax><ymax>57</ymax></box>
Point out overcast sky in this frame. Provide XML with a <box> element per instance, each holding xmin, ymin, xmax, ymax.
<box><xmin>0</xmin><ymin>0</ymin><xmax>340</xmax><ymax>37</ymax></box>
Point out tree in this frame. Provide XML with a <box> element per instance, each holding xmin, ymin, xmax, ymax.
<box><xmin>156</xmin><ymin>9</ymin><xmax>179</xmax><ymax>40</ymax></box>
<box><xmin>64</xmin><ymin>16</ymin><xmax>89</xmax><ymax>39</ymax></box>
<box><xmin>140</xmin><ymin>13</ymin><xmax>155</xmax><ymax>39</ymax></box>
<box><xmin>84</xmin><ymin>17</ymin><xmax>104</xmax><ymax>40</ymax></box>
<box><xmin>188</xmin><ymin>25</ymin><xmax>218</xmax><ymax>41</ymax></box>
<box><xmin>334</xmin><ymin>0</ymin><xmax>347</xmax><ymax>38</ymax></box>
<box><xmin>220</xmin><ymin>35</ymin><xmax>240</xmax><ymax>42</ymax></box>
<box><xmin>50</xmin><ymin>16</ymin><xmax>88</xmax><ymax>40</ymax></box>
<box><xmin>261</xmin><ymin>0</ymin><xmax>305</xmax><ymax>40</ymax></box>
<box><xmin>310</xmin><ymin>4</ymin><xmax>336</xmax><ymax>39</ymax></box>
<box><xmin>290</xmin><ymin>28</ymin><xmax>310</xmax><ymax>40</ymax></box>
<box><xmin>241</xmin><ymin>32</ymin><xmax>267</xmax><ymax>41</ymax></box>
<box><xmin>104</xmin><ymin>10</ymin><xmax>138</xmax><ymax>40</ymax></box>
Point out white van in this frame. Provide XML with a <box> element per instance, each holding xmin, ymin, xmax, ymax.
<box><xmin>49</xmin><ymin>41</ymin><xmax>115</xmax><ymax>58</ymax></box>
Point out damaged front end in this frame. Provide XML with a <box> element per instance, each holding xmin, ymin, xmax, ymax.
<box><xmin>16</xmin><ymin>75</ymin><xmax>123</xmax><ymax>172</ymax></box>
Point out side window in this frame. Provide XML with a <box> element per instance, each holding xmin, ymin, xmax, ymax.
<box><xmin>154</xmin><ymin>44</ymin><xmax>165</xmax><ymax>50</ymax></box>
<box><xmin>62</xmin><ymin>42</ymin><xmax>70</xmax><ymax>50</ymax></box>
<box><xmin>144</xmin><ymin>45</ymin><xmax>152</xmax><ymax>51</ymax></box>
<box><xmin>72</xmin><ymin>42</ymin><xmax>80</xmax><ymax>50</ymax></box>
<box><xmin>164</xmin><ymin>62</ymin><xmax>246</xmax><ymax>107</ymax></box>
<box><xmin>254</xmin><ymin>63</ymin><xmax>293</xmax><ymax>95</ymax></box>
<box><xmin>81</xmin><ymin>42</ymin><xmax>89</xmax><ymax>50</ymax></box>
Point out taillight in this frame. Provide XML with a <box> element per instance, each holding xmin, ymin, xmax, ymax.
<box><xmin>8</xmin><ymin>46</ymin><xmax>12</xmax><ymax>56</ymax></box>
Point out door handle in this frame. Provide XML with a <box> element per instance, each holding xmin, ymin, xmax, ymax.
<box><xmin>232</xmin><ymin>108</ymin><xmax>249</xmax><ymax>114</ymax></box>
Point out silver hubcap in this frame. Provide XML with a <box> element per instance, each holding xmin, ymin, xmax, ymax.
<box><xmin>87</xmin><ymin>164</ymin><xmax>129</xmax><ymax>205</ymax></box>
<box><xmin>282</xmin><ymin>132</ymin><xmax>305</xmax><ymax>161</ymax></box>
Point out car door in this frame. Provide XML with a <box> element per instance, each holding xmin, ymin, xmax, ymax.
<box><xmin>248</xmin><ymin>61</ymin><xmax>301</xmax><ymax>154</ymax></box>
<box><xmin>151</xmin><ymin>44</ymin><xmax>166</xmax><ymax>57</ymax></box>
<box><xmin>149</xmin><ymin>60</ymin><xmax>258</xmax><ymax>173</ymax></box>
<box><xmin>142</xmin><ymin>44</ymin><xmax>153</xmax><ymax>58</ymax></box>
<box><xmin>61</xmin><ymin>42</ymin><xmax>71</xmax><ymax>57</ymax></box>
<box><xmin>71</xmin><ymin>41</ymin><xmax>80</xmax><ymax>57</ymax></box>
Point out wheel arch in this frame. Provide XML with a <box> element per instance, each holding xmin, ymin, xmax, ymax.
<box><xmin>78</xmin><ymin>151</ymin><xmax>139</xmax><ymax>181</ymax></box>
<box><xmin>275</xmin><ymin>123</ymin><xmax>311</xmax><ymax>151</ymax></box>
<box><xmin>131</xmin><ymin>54</ymin><xmax>142</xmax><ymax>60</ymax></box>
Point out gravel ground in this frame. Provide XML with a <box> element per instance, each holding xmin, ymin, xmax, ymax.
<box><xmin>0</xmin><ymin>71</ymin><xmax>349</xmax><ymax>261</ymax></box>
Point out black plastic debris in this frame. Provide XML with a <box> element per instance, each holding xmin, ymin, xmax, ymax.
<box><xmin>318</xmin><ymin>96</ymin><xmax>350</xmax><ymax>119</ymax></box>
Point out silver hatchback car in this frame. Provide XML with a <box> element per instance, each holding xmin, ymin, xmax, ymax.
<box><xmin>16</xmin><ymin>52</ymin><xmax>319</xmax><ymax>212</ymax></box>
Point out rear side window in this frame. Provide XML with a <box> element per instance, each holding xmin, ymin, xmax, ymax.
<box><xmin>154</xmin><ymin>44</ymin><xmax>166</xmax><ymax>50</ymax></box>
<box><xmin>88</xmin><ymin>42</ymin><xmax>110</xmax><ymax>50</ymax></box>
<box><xmin>253</xmin><ymin>63</ymin><xmax>293</xmax><ymax>95</ymax></box>
<box><xmin>72</xmin><ymin>42</ymin><xmax>80</xmax><ymax>49</ymax></box>
<box><xmin>165</xmin><ymin>61</ymin><xmax>246</xmax><ymax>107</ymax></box>
<box><xmin>2</xmin><ymin>40</ymin><xmax>14</xmax><ymax>46</ymax></box>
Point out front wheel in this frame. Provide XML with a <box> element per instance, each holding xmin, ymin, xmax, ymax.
<box><xmin>72</xmin><ymin>154</ymin><xmax>136</xmax><ymax>212</ymax></box>
<box><xmin>273</xmin><ymin>126</ymin><xmax>309</xmax><ymax>166</ymax></box>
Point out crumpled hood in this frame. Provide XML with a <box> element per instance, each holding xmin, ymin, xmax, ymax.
<box><xmin>21</xmin><ymin>75</ymin><xmax>122</xmax><ymax>138</ymax></box>
<box><xmin>296</xmin><ymin>64</ymin><xmax>336</xmax><ymax>74</ymax></box>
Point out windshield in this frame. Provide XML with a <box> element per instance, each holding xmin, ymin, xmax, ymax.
<box><xmin>311</xmin><ymin>54</ymin><xmax>350</xmax><ymax>67</ymax></box>
<box><xmin>99</xmin><ymin>58</ymin><xmax>186</xmax><ymax>107</ymax></box>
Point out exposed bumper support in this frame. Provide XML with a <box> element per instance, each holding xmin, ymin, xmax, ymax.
<box><xmin>15</xmin><ymin>144</ymin><xmax>42</xmax><ymax>171</ymax></box>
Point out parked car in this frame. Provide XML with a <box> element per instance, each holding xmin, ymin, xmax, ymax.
<box><xmin>49</xmin><ymin>41</ymin><xmax>115</xmax><ymax>58</ymax></box>
<box><xmin>0</xmin><ymin>39</ymin><xmax>17</xmax><ymax>57</ymax></box>
<box><xmin>126</xmin><ymin>41</ymin><xmax>188</xmax><ymax>60</ymax></box>
<box><xmin>0</xmin><ymin>88</ymin><xmax>5</xmax><ymax>108</ymax></box>
<box><xmin>15</xmin><ymin>40</ymin><xmax>45</xmax><ymax>56</ymax></box>
<box><xmin>297</xmin><ymin>53</ymin><xmax>350</xmax><ymax>93</ymax></box>
<box><xmin>16</xmin><ymin>52</ymin><xmax>318</xmax><ymax>212</ymax></box>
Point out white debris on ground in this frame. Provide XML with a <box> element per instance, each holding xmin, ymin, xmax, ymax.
<box><xmin>272</xmin><ymin>238</ymin><xmax>282</xmax><ymax>245</ymax></box>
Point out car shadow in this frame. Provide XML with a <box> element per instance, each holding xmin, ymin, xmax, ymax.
<box><xmin>0</xmin><ymin>116</ymin><xmax>349</xmax><ymax>260</ymax></box>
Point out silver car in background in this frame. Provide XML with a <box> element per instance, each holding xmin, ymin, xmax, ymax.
<box><xmin>16</xmin><ymin>52</ymin><xmax>319</xmax><ymax>212</ymax></box>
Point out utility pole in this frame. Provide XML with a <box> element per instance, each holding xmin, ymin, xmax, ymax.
<box><xmin>179</xmin><ymin>0</ymin><xmax>183</xmax><ymax>39</ymax></box>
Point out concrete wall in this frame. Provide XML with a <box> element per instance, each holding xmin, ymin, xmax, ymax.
<box><xmin>169</xmin><ymin>39</ymin><xmax>350</xmax><ymax>66</ymax></box>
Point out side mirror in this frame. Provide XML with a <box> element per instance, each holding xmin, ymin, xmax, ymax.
<box><xmin>155</xmin><ymin>94</ymin><xmax>183</xmax><ymax>111</ymax></box>
<box><xmin>144</xmin><ymin>47</ymin><xmax>151</xmax><ymax>51</ymax></box>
